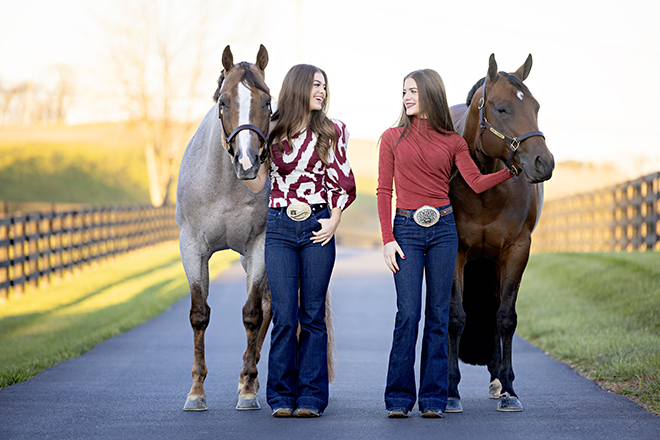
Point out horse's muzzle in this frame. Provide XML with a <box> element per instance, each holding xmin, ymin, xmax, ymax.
<box><xmin>520</xmin><ymin>152</ymin><xmax>555</xmax><ymax>183</ymax></box>
<box><xmin>234</xmin><ymin>154</ymin><xmax>261</xmax><ymax>180</ymax></box>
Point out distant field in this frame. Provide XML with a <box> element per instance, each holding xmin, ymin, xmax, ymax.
<box><xmin>1</xmin><ymin>122</ymin><xmax>639</xmax><ymax>205</ymax></box>
<box><xmin>0</xmin><ymin>122</ymin><xmax>199</xmax><ymax>206</ymax></box>
<box><xmin>0</xmin><ymin>123</ymin><xmax>150</xmax><ymax>204</ymax></box>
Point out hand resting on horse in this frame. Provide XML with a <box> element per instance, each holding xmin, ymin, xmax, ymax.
<box><xmin>241</xmin><ymin>162</ymin><xmax>269</xmax><ymax>193</ymax></box>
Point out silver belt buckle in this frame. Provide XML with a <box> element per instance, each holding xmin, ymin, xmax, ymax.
<box><xmin>413</xmin><ymin>205</ymin><xmax>440</xmax><ymax>227</ymax></box>
<box><xmin>286</xmin><ymin>202</ymin><xmax>312</xmax><ymax>221</ymax></box>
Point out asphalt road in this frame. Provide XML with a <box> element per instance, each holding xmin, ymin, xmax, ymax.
<box><xmin>1</xmin><ymin>247</ymin><xmax>659</xmax><ymax>439</ymax></box>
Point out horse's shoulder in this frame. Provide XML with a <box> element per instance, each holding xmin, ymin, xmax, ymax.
<box><xmin>450</xmin><ymin>103</ymin><xmax>468</xmax><ymax>137</ymax></box>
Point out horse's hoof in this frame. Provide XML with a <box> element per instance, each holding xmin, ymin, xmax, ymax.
<box><xmin>183</xmin><ymin>394</ymin><xmax>207</xmax><ymax>411</ymax></box>
<box><xmin>445</xmin><ymin>397</ymin><xmax>463</xmax><ymax>413</ymax></box>
<box><xmin>497</xmin><ymin>392</ymin><xmax>523</xmax><ymax>412</ymax></box>
<box><xmin>236</xmin><ymin>393</ymin><xmax>260</xmax><ymax>410</ymax></box>
<box><xmin>489</xmin><ymin>378</ymin><xmax>502</xmax><ymax>399</ymax></box>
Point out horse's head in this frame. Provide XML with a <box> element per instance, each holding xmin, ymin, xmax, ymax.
<box><xmin>472</xmin><ymin>54</ymin><xmax>554</xmax><ymax>183</ymax></box>
<box><xmin>214</xmin><ymin>45</ymin><xmax>271</xmax><ymax>180</ymax></box>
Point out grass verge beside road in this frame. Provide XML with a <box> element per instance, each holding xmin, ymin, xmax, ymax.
<box><xmin>518</xmin><ymin>252</ymin><xmax>660</xmax><ymax>415</ymax></box>
<box><xmin>0</xmin><ymin>242</ymin><xmax>237</xmax><ymax>389</ymax></box>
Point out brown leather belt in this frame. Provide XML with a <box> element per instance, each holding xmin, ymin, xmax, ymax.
<box><xmin>396</xmin><ymin>206</ymin><xmax>453</xmax><ymax>218</ymax></box>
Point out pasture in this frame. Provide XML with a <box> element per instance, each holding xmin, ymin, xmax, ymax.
<box><xmin>0</xmin><ymin>123</ymin><xmax>152</xmax><ymax>204</ymax></box>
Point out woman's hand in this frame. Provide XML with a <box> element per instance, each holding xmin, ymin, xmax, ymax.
<box><xmin>311</xmin><ymin>207</ymin><xmax>341</xmax><ymax>246</ymax></box>
<box><xmin>383</xmin><ymin>240</ymin><xmax>405</xmax><ymax>273</ymax></box>
<box><xmin>241</xmin><ymin>162</ymin><xmax>269</xmax><ymax>193</ymax></box>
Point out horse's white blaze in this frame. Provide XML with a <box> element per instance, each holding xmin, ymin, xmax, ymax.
<box><xmin>516</xmin><ymin>90</ymin><xmax>524</xmax><ymax>101</ymax></box>
<box><xmin>237</xmin><ymin>82</ymin><xmax>255</xmax><ymax>170</ymax></box>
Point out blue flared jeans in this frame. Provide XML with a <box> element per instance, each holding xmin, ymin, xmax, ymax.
<box><xmin>265</xmin><ymin>206</ymin><xmax>335</xmax><ymax>413</ymax></box>
<box><xmin>384</xmin><ymin>205</ymin><xmax>458</xmax><ymax>412</ymax></box>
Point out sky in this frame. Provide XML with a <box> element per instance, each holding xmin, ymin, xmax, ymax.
<box><xmin>1</xmin><ymin>0</ymin><xmax>659</xmax><ymax>174</ymax></box>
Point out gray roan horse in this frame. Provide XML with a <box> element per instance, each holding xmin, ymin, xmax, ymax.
<box><xmin>175</xmin><ymin>45</ymin><xmax>273</xmax><ymax>411</ymax></box>
<box><xmin>447</xmin><ymin>54</ymin><xmax>554</xmax><ymax>412</ymax></box>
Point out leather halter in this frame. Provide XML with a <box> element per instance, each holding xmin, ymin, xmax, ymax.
<box><xmin>478</xmin><ymin>79</ymin><xmax>545</xmax><ymax>168</ymax></box>
<box><xmin>219</xmin><ymin>90</ymin><xmax>272</xmax><ymax>164</ymax></box>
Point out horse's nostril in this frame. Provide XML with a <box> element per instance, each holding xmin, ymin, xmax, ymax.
<box><xmin>535</xmin><ymin>156</ymin><xmax>543</xmax><ymax>171</ymax></box>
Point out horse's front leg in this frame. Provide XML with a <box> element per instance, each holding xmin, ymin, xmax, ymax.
<box><xmin>180</xmin><ymin>235</ymin><xmax>212</xmax><ymax>411</ymax></box>
<box><xmin>236</xmin><ymin>239</ymin><xmax>272</xmax><ymax>410</ymax></box>
<box><xmin>495</xmin><ymin>243</ymin><xmax>530</xmax><ymax>412</ymax></box>
<box><xmin>486</xmin><ymin>327</ymin><xmax>502</xmax><ymax>399</ymax></box>
<box><xmin>446</xmin><ymin>253</ymin><xmax>467</xmax><ymax>413</ymax></box>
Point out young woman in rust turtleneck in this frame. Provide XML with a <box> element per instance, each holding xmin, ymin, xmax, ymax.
<box><xmin>377</xmin><ymin>69</ymin><xmax>514</xmax><ymax>419</ymax></box>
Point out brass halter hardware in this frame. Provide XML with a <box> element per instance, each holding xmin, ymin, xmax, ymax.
<box><xmin>477</xmin><ymin>80</ymin><xmax>545</xmax><ymax>169</ymax></box>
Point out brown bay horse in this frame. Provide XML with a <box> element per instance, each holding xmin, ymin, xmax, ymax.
<box><xmin>447</xmin><ymin>54</ymin><xmax>554</xmax><ymax>412</ymax></box>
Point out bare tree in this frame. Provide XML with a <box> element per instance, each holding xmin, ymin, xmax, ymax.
<box><xmin>101</xmin><ymin>0</ymin><xmax>210</xmax><ymax>207</ymax></box>
<box><xmin>0</xmin><ymin>65</ymin><xmax>74</xmax><ymax>127</ymax></box>
<box><xmin>0</xmin><ymin>81</ymin><xmax>27</xmax><ymax>126</ymax></box>
<box><xmin>50</xmin><ymin>65</ymin><xmax>75</xmax><ymax>124</ymax></box>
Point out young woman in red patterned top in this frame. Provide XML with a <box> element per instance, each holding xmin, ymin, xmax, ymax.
<box><xmin>243</xmin><ymin>64</ymin><xmax>356</xmax><ymax>418</ymax></box>
<box><xmin>377</xmin><ymin>69</ymin><xmax>515</xmax><ymax>419</ymax></box>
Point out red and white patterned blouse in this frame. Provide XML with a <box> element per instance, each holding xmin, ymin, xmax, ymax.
<box><xmin>268</xmin><ymin>119</ymin><xmax>356</xmax><ymax>211</ymax></box>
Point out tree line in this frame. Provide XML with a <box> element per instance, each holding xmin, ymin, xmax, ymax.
<box><xmin>0</xmin><ymin>65</ymin><xmax>73</xmax><ymax>127</ymax></box>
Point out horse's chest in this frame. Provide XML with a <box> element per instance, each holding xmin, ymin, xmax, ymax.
<box><xmin>455</xmin><ymin>206</ymin><xmax>528</xmax><ymax>253</ymax></box>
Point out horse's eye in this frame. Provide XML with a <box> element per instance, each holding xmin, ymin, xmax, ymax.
<box><xmin>264</xmin><ymin>99</ymin><xmax>271</xmax><ymax>109</ymax></box>
<box><xmin>496</xmin><ymin>107</ymin><xmax>508</xmax><ymax>114</ymax></box>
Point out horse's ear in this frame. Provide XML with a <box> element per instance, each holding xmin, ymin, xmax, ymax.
<box><xmin>514</xmin><ymin>54</ymin><xmax>533</xmax><ymax>81</ymax></box>
<box><xmin>256</xmin><ymin>44</ymin><xmax>268</xmax><ymax>72</ymax></box>
<box><xmin>222</xmin><ymin>45</ymin><xmax>234</xmax><ymax>72</ymax></box>
<box><xmin>486</xmin><ymin>53</ymin><xmax>498</xmax><ymax>84</ymax></box>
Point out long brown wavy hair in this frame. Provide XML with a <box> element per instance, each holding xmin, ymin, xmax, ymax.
<box><xmin>394</xmin><ymin>69</ymin><xmax>456</xmax><ymax>146</ymax></box>
<box><xmin>269</xmin><ymin>64</ymin><xmax>337</xmax><ymax>164</ymax></box>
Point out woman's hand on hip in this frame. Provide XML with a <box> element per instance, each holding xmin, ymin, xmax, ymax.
<box><xmin>311</xmin><ymin>207</ymin><xmax>342</xmax><ymax>246</ymax></box>
<box><xmin>383</xmin><ymin>241</ymin><xmax>405</xmax><ymax>273</ymax></box>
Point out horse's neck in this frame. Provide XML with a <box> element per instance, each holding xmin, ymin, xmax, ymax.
<box><xmin>203</xmin><ymin>106</ymin><xmax>233</xmax><ymax>170</ymax></box>
<box><xmin>450</xmin><ymin>104</ymin><xmax>468</xmax><ymax>137</ymax></box>
<box><xmin>461</xmin><ymin>105</ymin><xmax>503</xmax><ymax>175</ymax></box>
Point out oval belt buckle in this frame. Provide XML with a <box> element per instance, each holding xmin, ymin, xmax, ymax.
<box><xmin>286</xmin><ymin>202</ymin><xmax>312</xmax><ymax>221</ymax></box>
<box><xmin>413</xmin><ymin>205</ymin><xmax>440</xmax><ymax>227</ymax></box>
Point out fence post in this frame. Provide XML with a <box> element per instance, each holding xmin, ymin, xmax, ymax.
<box><xmin>0</xmin><ymin>217</ymin><xmax>10</xmax><ymax>301</ymax></box>
<box><xmin>0</xmin><ymin>203</ymin><xmax>180</xmax><ymax>301</ymax></box>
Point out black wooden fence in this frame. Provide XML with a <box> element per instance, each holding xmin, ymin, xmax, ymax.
<box><xmin>0</xmin><ymin>205</ymin><xmax>178</xmax><ymax>300</ymax></box>
<box><xmin>532</xmin><ymin>171</ymin><xmax>660</xmax><ymax>252</ymax></box>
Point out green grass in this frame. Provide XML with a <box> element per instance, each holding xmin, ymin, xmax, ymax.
<box><xmin>518</xmin><ymin>252</ymin><xmax>660</xmax><ymax>414</ymax></box>
<box><xmin>0</xmin><ymin>123</ymin><xmax>150</xmax><ymax>204</ymax></box>
<box><xmin>0</xmin><ymin>242</ymin><xmax>237</xmax><ymax>389</ymax></box>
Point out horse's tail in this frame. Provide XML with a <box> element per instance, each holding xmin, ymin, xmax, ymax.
<box><xmin>325</xmin><ymin>290</ymin><xmax>336</xmax><ymax>383</ymax></box>
<box><xmin>458</xmin><ymin>258</ymin><xmax>499</xmax><ymax>366</ymax></box>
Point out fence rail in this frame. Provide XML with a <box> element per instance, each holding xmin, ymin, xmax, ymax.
<box><xmin>532</xmin><ymin>171</ymin><xmax>660</xmax><ymax>252</ymax></box>
<box><xmin>0</xmin><ymin>205</ymin><xmax>178</xmax><ymax>301</ymax></box>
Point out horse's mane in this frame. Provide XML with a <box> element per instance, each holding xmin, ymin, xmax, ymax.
<box><xmin>465</xmin><ymin>72</ymin><xmax>531</xmax><ymax>107</ymax></box>
<box><xmin>212</xmin><ymin>61</ymin><xmax>270</xmax><ymax>102</ymax></box>
<box><xmin>465</xmin><ymin>77</ymin><xmax>486</xmax><ymax>107</ymax></box>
